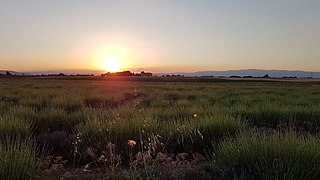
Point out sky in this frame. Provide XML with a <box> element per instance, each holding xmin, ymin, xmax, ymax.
<box><xmin>0</xmin><ymin>0</ymin><xmax>320</xmax><ymax>73</ymax></box>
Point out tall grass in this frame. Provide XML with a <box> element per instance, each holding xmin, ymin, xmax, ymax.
<box><xmin>1</xmin><ymin>78</ymin><xmax>320</xmax><ymax>178</ymax></box>
<box><xmin>75</xmin><ymin>112</ymin><xmax>246</xmax><ymax>164</ymax></box>
<box><xmin>0</xmin><ymin>116</ymin><xmax>31</xmax><ymax>139</ymax></box>
<box><xmin>214</xmin><ymin>131</ymin><xmax>320</xmax><ymax>179</ymax></box>
<box><xmin>0</xmin><ymin>137</ymin><xmax>41</xmax><ymax>180</ymax></box>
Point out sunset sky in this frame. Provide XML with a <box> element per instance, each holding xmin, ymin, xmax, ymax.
<box><xmin>1</xmin><ymin>0</ymin><xmax>319</xmax><ymax>73</ymax></box>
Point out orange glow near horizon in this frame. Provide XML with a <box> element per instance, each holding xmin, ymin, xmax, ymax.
<box><xmin>73</xmin><ymin>34</ymin><xmax>157</xmax><ymax>72</ymax></box>
<box><xmin>101</xmin><ymin>57</ymin><xmax>123</xmax><ymax>73</ymax></box>
<box><xmin>93</xmin><ymin>43</ymin><xmax>130</xmax><ymax>72</ymax></box>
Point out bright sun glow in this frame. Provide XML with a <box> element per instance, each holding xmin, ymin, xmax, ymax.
<box><xmin>93</xmin><ymin>44</ymin><xmax>130</xmax><ymax>73</ymax></box>
<box><xmin>101</xmin><ymin>58</ymin><xmax>123</xmax><ymax>73</ymax></box>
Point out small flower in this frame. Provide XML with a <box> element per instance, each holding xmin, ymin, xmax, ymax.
<box><xmin>98</xmin><ymin>155</ymin><xmax>106</xmax><ymax>161</ymax></box>
<box><xmin>193</xmin><ymin>114</ymin><xmax>197</xmax><ymax>118</ymax></box>
<box><xmin>128</xmin><ymin>140</ymin><xmax>137</xmax><ymax>146</ymax></box>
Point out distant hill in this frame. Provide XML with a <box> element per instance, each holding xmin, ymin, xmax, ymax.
<box><xmin>156</xmin><ymin>69</ymin><xmax>320</xmax><ymax>78</ymax></box>
<box><xmin>0</xmin><ymin>70</ymin><xmax>29</xmax><ymax>75</ymax></box>
<box><xmin>1</xmin><ymin>69</ymin><xmax>320</xmax><ymax>78</ymax></box>
<box><xmin>24</xmin><ymin>69</ymin><xmax>105</xmax><ymax>76</ymax></box>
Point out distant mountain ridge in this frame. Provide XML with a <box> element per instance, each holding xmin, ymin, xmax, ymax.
<box><xmin>156</xmin><ymin>69</ymin><xmax>320</xmax><ymax>78</ymax></box>
<box><xmin>0</xmin><ymin>69</ymin><xmax>104</xmax><ymax>76</ymax></box>
<box><xmin>0</xmin><ymin>70</ymin><xmax>29</xmax><ymax>75</ymax></box>
<box><xmin>1</xmin><ymin>69</ymin><xmax>320</xmax><ymax>78</ymax></box>
<box><xmin>23</xmin><ymin>69</ymin><xmax>104</xmax><ymax>75</ymax></box>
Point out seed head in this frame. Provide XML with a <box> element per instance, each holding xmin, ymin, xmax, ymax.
<box><xmin>128</xmin><ymin>140</ymin><xmax>137</xmax><ymax>146</ymax></box>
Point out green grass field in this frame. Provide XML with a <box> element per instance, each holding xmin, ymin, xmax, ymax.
<box><xmin>1</xmin><ymin>77</ymin><xmax>320</xmax><ymax>179</ymax></box>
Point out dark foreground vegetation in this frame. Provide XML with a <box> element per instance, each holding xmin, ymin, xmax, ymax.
<box><xmin>1</xmin><ymin>77</ymin><xmax>320</xmax><ymax>179</ymax></box>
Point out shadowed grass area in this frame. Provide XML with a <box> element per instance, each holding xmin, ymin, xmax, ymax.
<box><xmin>0</xmin><ymin>116</ymin><xmax>31</xmax><ymax>139</ymax></box>
<box><xmin>74</xmin><ymin>113</ymin><xmax>246</xmax><ymax>165</ymax></box>
<box><xmin>9</xmin><ymin>106</ymin><xmax>86</xmax><ymax>134</ymax></box>
<box><xmin>213</xmin><ymin>131</ymin><xmax>320</xmax><ymax>180</ymax></box>
<box><xmin>0</xmin><ymin>137</ymin><xmax>42</xmax><ymax>180</ymax></box>
<box><xmin>1</xmin><ymin>78</ymin><xmax>320</xmax><ymax>178</ymax></box>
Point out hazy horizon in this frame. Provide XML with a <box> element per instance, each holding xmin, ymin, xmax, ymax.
<box><xmin>3</xmin><ymin>68</ymin><xmax>320</xmax><ymax>76</ymax></box>
<box><xmin>1</xmin><ymin>1</ymin><xmax>320</xmax><ymax>72</ymax></box>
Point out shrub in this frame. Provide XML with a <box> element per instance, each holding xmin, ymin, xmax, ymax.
<box><xmin>10</xmin><ymin>107</ymin><xmax>86</xmax><ymax>134</ymax></box>
<box><xmin>194</xmin><ymin>115</ymin><xmax>246</xmax><ymax>151</ymax></box>
<box><xmin>214</xmin><ymin>131</ymin><xmax>320</xmax><ymax>179</ymax></box>
<box><xmin>0</xmin><ymin>137</ymin><xmax>41</xmax><ymax>180</ymax></box>
<box><xmin>0</xmin><ymin>116</ymin><xmax>31</xmax><ymax>139</ymax></box>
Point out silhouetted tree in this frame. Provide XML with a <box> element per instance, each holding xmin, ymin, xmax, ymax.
<box><xmin>6</xmin><ymin>71</ymin><xmax>12</xmax><ymax>76</ymax></box>
<box><xmin>263</xmin><ymin>74</ymin><xmax>270</xmax><ymax>78</ymax></box>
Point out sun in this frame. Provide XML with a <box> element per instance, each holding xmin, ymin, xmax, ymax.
<box><xmin>101</xmin><ymin>58</ymin><xmax>123</xmax><ymax>73</ymax></box>
<box><xmin>93</xmin><ymin>44</ymin><xmax>129</xmax><ymax>73</ymax></box>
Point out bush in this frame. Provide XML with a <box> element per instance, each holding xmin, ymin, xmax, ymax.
<box><xmin>214</xmin><ymin>131</ymin><xmax>320</xmax><ymax>179</ymax></box>
<box><xmin>10</xmin><ymin>107</ymin><xmax>85</xmax><ymax>134</ymax></box>
<box><xmin>194</xmin><ymin>115</ymin><xmax>247</xmax><ymax>151</ymax></box>
<box><xmin>0</xmin><ymin>137</ymin><xmax>41</xmax><ymax>180</ymax></box>
<box><xmin>0</xmin><ymin>116</ymin><xmax>31</xmax><ymax>139</ymax></box>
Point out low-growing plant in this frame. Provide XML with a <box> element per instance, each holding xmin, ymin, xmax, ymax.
<box><xmin>0</xmin><ymin>137</ymin><xmax>42</xmax><ymax>180</ymax></box>
<box><xmin>0</xmin><ymin>116</ymin><xmax>31</xmax><ymax>139</ymax></box>
<box><xmin>193</xmin><ymin>114</ymin><xmax>247</xmax><ymax>151</ymax></box>
<box><xmin>10</xmin><ymin>107</ymin><xmax>86</xmax><ymax>134</ymax></box>
<box><xmin>213</xmin><ymin>131</ymin><xmax>320</xmax><ymax>179</ymax></box>
<box><xmin>2</xmin><ymin>78</ymin><xmax>320</xmax><ymax>179</ymax></box>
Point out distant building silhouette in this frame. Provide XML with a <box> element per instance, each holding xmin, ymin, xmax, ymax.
<box><xmin>101</xmin><ymin>71</ymin><xmax>153</xmax><ymax>77</ymax></box>
<box><xmin>140</xmin><ymin>71</ymin><xmax>153</xmax><ymax>76</ymax></box>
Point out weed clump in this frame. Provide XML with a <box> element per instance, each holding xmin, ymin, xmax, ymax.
<box><xmin>0</xmin><ymin>137</ymin><xmax>41</xmax><ymax>180</ymax></box>
<box><xmin>214</xmin><ymin>131</ymin><xmax>320</xmax><ymax>179</ymax></box>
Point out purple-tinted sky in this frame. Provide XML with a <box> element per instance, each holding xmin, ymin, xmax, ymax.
<box><xmin>1</xmin><ymin>0</ymin><xmax>319</xmax><ymax>72</ymax></box>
